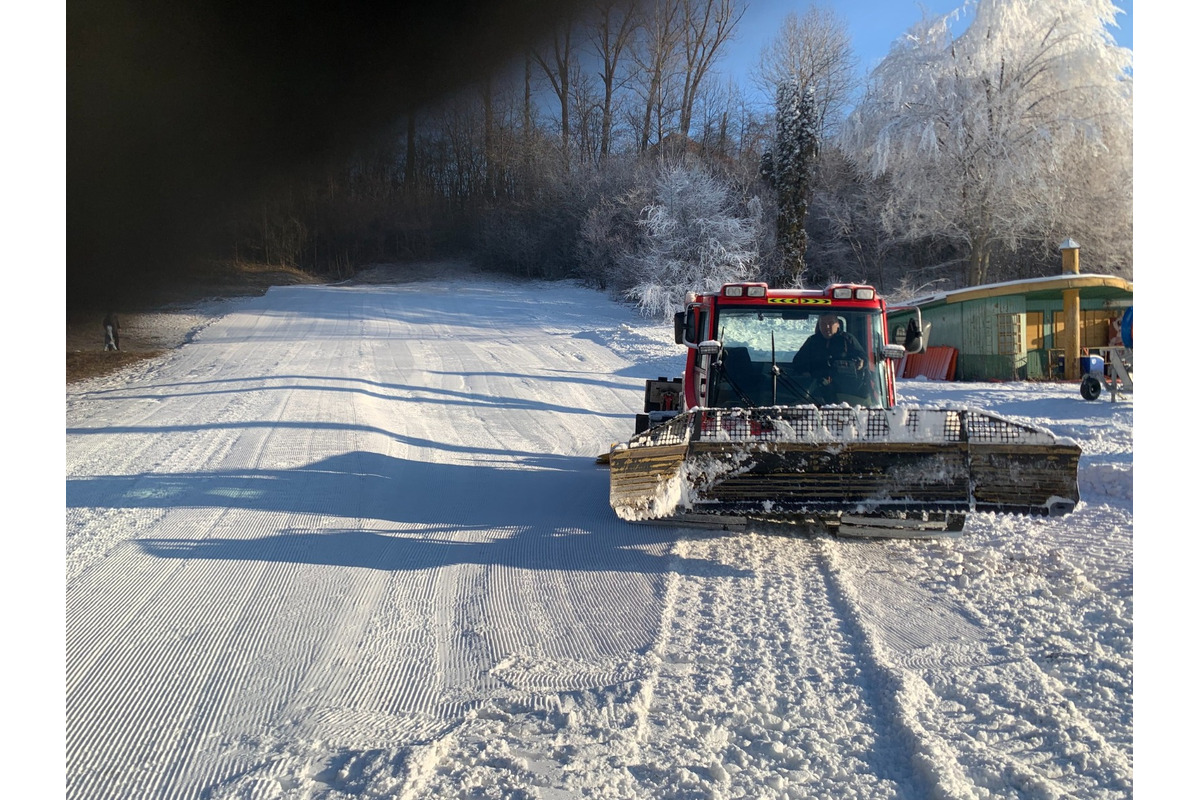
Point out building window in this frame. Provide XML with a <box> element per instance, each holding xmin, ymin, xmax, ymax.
<box><xmin>1052</xmin><ymin>310</ymin><xmax>1117</xmax><ymax>349</ymax></box>
<box><xmin>1026</xmin><ymin>311</ymin><xmax>1044</xmax><ymax>350</ymax></box>
<box><xmin>997</xmin><ymin>314</ymin><xmax>1022</xmax><ymax>355</ymax></box>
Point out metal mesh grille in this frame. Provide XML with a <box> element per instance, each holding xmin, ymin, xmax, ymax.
<box><xmin>626</xmin><ymin>407</ymin><xmax>1059</xmax><ymax>448</ymax></box>
<box><xmin>632</xmin><ymin>412</ymin><xmax>693</xmax><ymax>447</ymax></box>
<box><xmin>961</xmin><ymin>410</ymin><xmax>1051</xmax><ymax>443</ymax></box>
<box><xmin>942</xmin><ymin>412</ymin><xmax>963</xmax><ymax>441</ymax></box>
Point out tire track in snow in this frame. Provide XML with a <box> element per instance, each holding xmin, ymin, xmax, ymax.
<box><xmin>620</xmin><ymin>529</ymin><xmax>934</xmax><ymax>799</ymax></box>
<box><xmin>442</xmin><ymin>528</ymin><xmax>940</xmax><ymax>800</ymax></box>
<box><xmin>461</xmin><ymin>521</ymin><xmax>1132</xmax><ymax>800</ymax></box>
<box><xmin>824</xmin><ymin>535</ymin><xmax>1133</xmax><ymax>799</ymax></box>
<box><xmin>813</xmin><ymin>536</ymin><xmax>980</xmax><ymax>799</ymax></box>
<box><xmin>953</xmin><ymin>510</ymin><xmax>1133</xmax><ymax>761</ymax></box>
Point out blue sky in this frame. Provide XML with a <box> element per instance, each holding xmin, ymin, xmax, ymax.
<box><xmin>718</xmin><ymin>0</ymin><xmax>1134</xmax><ymax>106</ymax></box>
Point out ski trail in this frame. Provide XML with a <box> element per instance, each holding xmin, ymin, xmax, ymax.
<box><xmin>630</xmin><ymin>529</ymin><xmax>935</xmax><ymax>799</ymax></box>
<box><xmin>385</xmin><ymin>529</ymin><xmax>689</xmax><ymax>800</ymax></box>
<box><xmin>66</xmin><ymin>281</ymin><xmax>673</xmax><ymax>800</ymax></box>
<box><xmin>814</xmin><ymin>536</ymin><xmax>983</xmax><ymax>800</ymax></box>
<box><xmin>65</xmin><ymin>280</ymin><xmax>1133</xmax><ymax>799</ymax></box>
<box><xmin>404</xmin><ymin>522</ymin><xmax>1131</xmax><ymax>800</ymax></box>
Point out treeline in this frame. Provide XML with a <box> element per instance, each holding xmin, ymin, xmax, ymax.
<box><xmin>214</xmin><ymin>0</ymin><xmax>1133</xmax><ymax>304</ymax></box>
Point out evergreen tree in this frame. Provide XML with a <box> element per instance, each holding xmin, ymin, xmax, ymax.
<box><xmin>760</xmin><ymin>80</ymin><xmax>819</xmax><ymax>287</ymax></box>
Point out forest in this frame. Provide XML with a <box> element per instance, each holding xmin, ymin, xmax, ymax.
<box><xmin>66</xmin><ymin>0</ymin><xmax>1132</xmax><ymax>314</ymax></box>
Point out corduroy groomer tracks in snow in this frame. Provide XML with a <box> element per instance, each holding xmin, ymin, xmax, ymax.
<box><xmin>67</xmin><ymin>275</ymin><xmax>1132</xmax><ymax>799</ymax></box>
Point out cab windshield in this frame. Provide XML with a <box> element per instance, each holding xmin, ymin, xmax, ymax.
<box><xmin>707</xmin><ymin>306</ymin><xmax>887</xmax><ymax>408</ymax></box>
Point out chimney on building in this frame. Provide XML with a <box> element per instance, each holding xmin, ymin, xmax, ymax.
<box><xmin>1060</xmin><ymin>238</ymin><xmax>1081</xmax><ymax>274</ymax></box>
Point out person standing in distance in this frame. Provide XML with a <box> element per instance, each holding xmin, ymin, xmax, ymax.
<box><xmin>103</xmin><ymin>312</ymin><xmax>120</xmax><ymax>351</ymax></box>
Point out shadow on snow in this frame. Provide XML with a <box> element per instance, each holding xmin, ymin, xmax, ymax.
<box><xmin>67</xmin><ymin>451</ymin><xmax>750</xmax><ymax>578</ymax></box>
<box><xmin>72</xmin><ymin>373</ymin><xmax>634</xmax><ymax>420</ymax></box>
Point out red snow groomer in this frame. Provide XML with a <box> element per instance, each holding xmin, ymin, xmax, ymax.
<box><xmin>607</xmin><ymin>283</ymin><xmax>1081</xmax><ymax>537</ymax></box>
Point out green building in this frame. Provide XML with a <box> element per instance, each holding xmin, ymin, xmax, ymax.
<box><xmin>886</xmin><ymin>273</ymin><xmax>1133</xmax><ymax>381</ymax></box>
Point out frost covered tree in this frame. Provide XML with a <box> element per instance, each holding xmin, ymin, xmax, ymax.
<box><xmin>840</xmin><ymin>0</ymin><xmax>1133</xmax><ymax>286</ymax></box>
<box><xmin>627</xmin><ymin>164</ymin><xmax>762</xmax><ymax>318</ymax></box>
<box><xmin>761</xmin><ymin>80</ymin><xmax>819</xmax><ymax>286</ymax></box>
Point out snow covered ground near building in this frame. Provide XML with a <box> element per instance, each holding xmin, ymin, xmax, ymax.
<box><xmin>63</xmin><ymin>275</ymin><xmax>1141</xmax><ymax>798</ymax></box>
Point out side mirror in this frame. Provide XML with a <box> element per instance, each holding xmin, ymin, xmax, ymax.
<box><xmin>677</xmin><ymin>306</ymin><xmax>706</xmax><ymax>348</ymax></box>
<box><xmin>903</xmin><ymin>320</ymin><xmax>923</xmax><ymax>353</ymax></box>
<box><xmin>899</xmin><ymin>311</ymin><xmax>927</xmax><ymax>353</ymax></box>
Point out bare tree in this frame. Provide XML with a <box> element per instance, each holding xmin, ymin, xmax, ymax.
<box><xmin>587</xmin><ymin>0</ymin><xmax>641</xmax><ymax>159</ymax></box>
<box><xmin>570</xmin><ymin>59</ymin><xmax>604</xmax><ymax>167</ymax></box>
<box><xmin>482</xmin><ymin>77</ymin><xmax>498</xmax><ymax>199</ymax></box>
<box><xmin>531</xmin><ymin>15</ymin><xmax>577</xmax><ymax>170</ymax></box>
<box><xmin>404</xmin><ymin>110</ymin><xmax>419</xmax><ymax>188</ymax></box>
<box><xmin>690</xmin><ymin>77</ymin><xmax>740</xmax><ymax>159</ymax></box>
<box><xmin>629</xmin><ymin>0</ymin><xmax>684</xmax><ymax>153</ymax></box>
<box><xmin>480</xmin><ymin>64</ymin><xmax>537</xmax><ymax>201</ymax></box>
<box><xmin>677</xmin><ymin>0</ymin><xmax>746</xmax><ymax>140</ymax></box>
<box><xmin>752</xmin><ymin>5</ymin><xmax>857</xmax><ymax>136</ymax></box>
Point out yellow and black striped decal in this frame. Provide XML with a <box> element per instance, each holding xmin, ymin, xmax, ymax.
<box><xmin>767</xmin><ymin>297</ymin><xmax>831</xmax><ymax>305</ymax></box>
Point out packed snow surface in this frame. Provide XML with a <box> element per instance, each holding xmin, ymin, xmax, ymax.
<box><xmin>66</xmin><ymin>276</ymin><xmax>1133</xmax><ymax>799</ymax></box>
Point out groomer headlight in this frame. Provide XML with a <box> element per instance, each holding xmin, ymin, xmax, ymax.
<box><xmin>746</xmin><ymin>286</ymin><xmax>767</xmax><ymax>297</ymax></box>
<box><xmin>855</xmin><ymin>288</ymin><xmax>876</xmax><ymax>300</ymax></box>
<box><xmin>832</xmin><ymin>287</ymin><xmax>853</xmax><ymax>299</ymax></box>
<box><xmin>724</xmin><ymin>286</ymin><xmax>744</xmax><ymax>297</ymax></box>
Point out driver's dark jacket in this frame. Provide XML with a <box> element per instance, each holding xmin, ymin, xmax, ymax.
<box><xmin>793</xmin><ymin>330</ymin><xmax>866</xmax><ymax>379</ymax></box>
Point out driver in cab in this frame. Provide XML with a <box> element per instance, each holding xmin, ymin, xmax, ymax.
<box><xmin>793</xmin><ymin>312</ymin><xmax>867</xmax><ymax>401</ymax></box>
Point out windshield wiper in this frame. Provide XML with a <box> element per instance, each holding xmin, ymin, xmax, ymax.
<box><xmin>712</xmin><ymin>335</ymin><xmax>757</xmax><ymax>409</ymax></box>
<box><xmin>770</xmin><ymin>332</ymin><xmax>780</xmax><ymax>405</ymax></box>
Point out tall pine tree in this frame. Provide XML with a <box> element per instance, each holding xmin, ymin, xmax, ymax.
<box><xmin>761</xmin><ymin>80</ymin><xmax>819</xmax><ymax>287</ymax></box>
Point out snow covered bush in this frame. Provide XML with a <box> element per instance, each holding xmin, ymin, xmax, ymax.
<box><xmin>574</xmin><ymin>158</ymin><xmax>655</xmax><ymax>292</ymax></box>
<box><xmin>625</xmin><ymin>164</ymin><xmax>764</xmax><ymax>319</ymax></box>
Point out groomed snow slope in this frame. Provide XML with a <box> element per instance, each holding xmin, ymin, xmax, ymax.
<box><xmin>66</xmin><ymin>277</ymin><xmax>1132</xmax><ymax>799</ymax></box>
